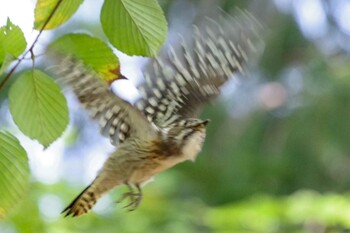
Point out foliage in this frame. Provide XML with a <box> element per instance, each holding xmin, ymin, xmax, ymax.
<box><xmin>8</xmin><ymin>69</ymin><xmax>68</xmax><ymax>147</ymax></box>
<box><xmin>48</xmin><ymin>34</ymin><xmax>121</xmax><ymax>83</ymax></box>
<box><xmin>100</xmin><ymin>0</ymin><xmax>168</xmax><ymax>56</ymax></box>
<box><xmin>0</xmin><ymin>131</ymin><xmax>29</xmax><ymax>219</ymax></box>
<box><xmin>0</xmin><ymin>0</ymin><xmax>167</xmax><ymax>219</ymax></box>
<box><xmin>34</xmin><ymin>0</ymin><xmax>84</xmax><ymax>30</ymax></box>
<box><xmin>206</xmin><ymin>191</ymin><xmax>350</xmax><ymax>233</ymax></box>
<box><xmin>0</xmin><ymin>19</ymin><xmax>26</xmax><ymax>74</ymax></box>
<box><xmin>2</xmin><ymin>181</ymin><xmax>350</xmax><ymax>233</ymax></box>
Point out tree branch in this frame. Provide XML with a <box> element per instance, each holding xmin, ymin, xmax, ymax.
<box><xmin>0</xmin><ymin>0</ymin><xmax>63</xmax><ymax>91</ymax></box>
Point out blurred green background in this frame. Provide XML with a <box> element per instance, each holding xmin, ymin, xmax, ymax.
<box><xmin>1</xmin><ymin>0</ymin><xmax>350</xmax><ymax>232</ymax></box>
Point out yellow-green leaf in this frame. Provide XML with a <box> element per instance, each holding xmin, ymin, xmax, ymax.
<box><xmin>0</xmin><ymin>131</ymin><xmax>29</xmax><ymax>219</ymax></box>
<box><xmin>0</xmin><ymin>18</ymin><xmax>27</xmax><ymax>64</ymax></box>
<box><xmin>8</xmin><ymin>69</ymin><xmax>69</xmax><ymax>147</ymax></box>
<box><xmin>48</xmin><ymin>33</ymin><xmax>122</xmax><ymax>83</ymax></box>
<box><xmin>0</xmin><ymin>54</ymin><xmax>15</xmax><ymax>76</ymax></box>
<box><xmin>34</xmin><ymin>0</ymin><xmax>83</xmax><ymax>30</ymax></box>
<box><xmin>100</xmin><ymin>0</ymin><xmax>168</xmax><ymax>56</ymax></box>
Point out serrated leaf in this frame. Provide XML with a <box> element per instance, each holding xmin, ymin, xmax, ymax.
<box><xmin>34</xmin><ymin>0</ymin><xmax>83</xmax><ymax>30</ymax></box>
<box><xmin>0</xmin><ymin>18</ymin><xmax>27</xmax><ymax>64</ymax></box>
<box><xmin>100</xmin><ymin>0</ymin><xmax>168</xmax><ymax>56</ymax></box>
<box><xmin>0</xmin><ymin>131</ymin><xmax>29</xmax><ymax>219</ymax></box>
<box><xmin>9</xmin><ymin>69</ymin><xmax>68</xmax><ymax>147</ymax></box>
<box><xmin>48</xmin><ymin>33</ymin><xmax>122</xmax><ymax>83</ymax></box>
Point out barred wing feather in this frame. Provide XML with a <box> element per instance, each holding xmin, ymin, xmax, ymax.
<box><xmin>58</xmin><ymin>58</ymin><xmax>155</xmax><ymax>146</ymax></box>
<box><xmin>135</xmin><ymin>10</ymin><xmax>264</xmax><ymax>128</ymax></box>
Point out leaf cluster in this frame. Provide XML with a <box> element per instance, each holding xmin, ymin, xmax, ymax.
<box><xmin>0</xmin><ymin>0</ymin><xmax>167</xmax><ymax>218</ymax></box>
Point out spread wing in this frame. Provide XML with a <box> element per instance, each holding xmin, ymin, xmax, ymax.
<box><xmin>134</xmin><ymin>10</ymin><xmax>264</xmax><ymax>127</ymax></box>
<box><xmin>57</xmin><ymin>58</ymin><xmax>156</xmax><ymax>146</ymax></box>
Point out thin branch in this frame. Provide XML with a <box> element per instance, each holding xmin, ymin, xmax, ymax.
<box><xmin>0</xmin><ymin>0</ymin><xmax>63</xmax><ymax>91</ymax></box>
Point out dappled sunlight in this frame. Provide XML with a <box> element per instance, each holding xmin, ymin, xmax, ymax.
<box><xmin>38</xmin><ymin>194</ymin><xmax>63</xmax><ymax>221</ymax></box>
<box><xmin>257</xmin><ymin>82</ymin><xmax>288</xmax><ymax>110</ymax></box>
<box><xmin>293</xmin><ymin>0</ymin><xmax>328</xmax><ymax>39</ymax></box>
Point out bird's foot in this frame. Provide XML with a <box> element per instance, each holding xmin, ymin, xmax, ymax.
<box><xmin>116</xmin><ymin>184</ymin><xmax>143</xmax><ymax>211</ymax></box>
<box><xmin>122</xmin><ymin>192</ymin><xmax>142</xmax><ymax>211</ymax></box>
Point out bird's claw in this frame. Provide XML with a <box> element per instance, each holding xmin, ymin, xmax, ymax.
<box><xmin>122</xmin><ymin>192</ymin><xmax>142</xmax><ymax>211</ymax></box>
<box><xmin>117</xmin><ymin>189</ymin><xmax>143</xmax><ymax>211</ymax></box>
<box><xmin>116</xmin><ymin>191</ymin><xmax>134</xmax><ymax>203</ymax></box>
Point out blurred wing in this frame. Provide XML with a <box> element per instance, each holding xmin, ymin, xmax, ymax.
<box><xmin>57</xmin><ymin>58</ymin><xmax>155</xmax><ymax>146</ymax></box>
<box><xmin>135</xmin><ymin>9</ymin><xmax>264</xmax><ymax>127</ymax></box>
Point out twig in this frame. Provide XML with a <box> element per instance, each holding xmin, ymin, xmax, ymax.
<box><xmin>0</xmin><ymin>0</ymin><xmax>63</xmax><ymax>91</ymax></box>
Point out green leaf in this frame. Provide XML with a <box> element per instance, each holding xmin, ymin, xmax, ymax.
<box><xmin>100</xmin><ymin>0</ymin><xmax>168</xmax><ymax>56</ymax></box>
<box><xmin>34</xmin><ymin>0</ymin><xmax>84</xmax><ymax>30</ymax></box>
<box><xmin>48</xmin><ymin>33</ymin><xmax>122</xmax><ymax>83</ymax></box>
<box><xmin>0</xmin><ymin>54</ymin><xmax>15</xmax><ymax>76</ymax></box>
<box><xmin>8</xmin><ymin>69</ymin><xmax>69</xmax><ymax>147</ymax></box>
<box><xmin>0</xmin><ymin>18</ymin><xmax>27</xmax><ymax>64</ymax></box>
<box><xmin>0</xmin><ymin>131</ymin><xmax>29</xmax><ymax>219</ymax></box>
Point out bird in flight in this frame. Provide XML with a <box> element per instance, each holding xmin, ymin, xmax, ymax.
<box><xmin>58</xmin><ymin>9</ymin><xmax>263</xmax><ymax>217</ymax></box>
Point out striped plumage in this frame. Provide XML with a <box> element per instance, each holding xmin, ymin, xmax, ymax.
<box><xmin>135</xmin><ymin>10</ymin><xmax>262</xmax><ymax>127</ymax></box>
<box><xmin>58</xmin><ymin>10</ymin><xmax>263</xmax><ymax>217</ymax></box>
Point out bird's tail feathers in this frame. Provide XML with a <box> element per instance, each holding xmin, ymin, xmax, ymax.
<box><xmin>62</xmin><ymin>184</ymin><xmax>99</xmax><ymax>217</ymax></box>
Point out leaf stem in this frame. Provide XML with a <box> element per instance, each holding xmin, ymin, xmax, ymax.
<box><xmin>0</xmin><ymin>0</ymin><xmax>63</xmax><ymax>91</ymax></box>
